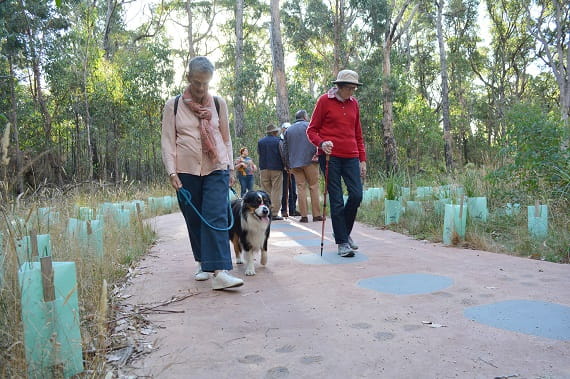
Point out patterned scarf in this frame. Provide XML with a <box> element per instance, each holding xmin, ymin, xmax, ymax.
<box><xmin>182</xmin><ymin>87</ymin><xmax>218</xmax><ymax>162</ymax></box>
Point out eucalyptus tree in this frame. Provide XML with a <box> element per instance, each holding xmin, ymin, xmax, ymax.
<box><xmin>234</xmin><ymin>0</ymin><xmax>246</xmax><ymax>136</ymax></box>
<box><xmin>435</xmin><ymin>0</ymin><xmax>453</xmax><ymax>170</ymax></box>
<box><xmin>270</xmin><ymin>0</ymin><xmax>290</xmax><ymax>125</ymax></box>
<box><xmin>7</xmin><ymin>0</ymin><xmax>69</xmax><ymax>185</ymax></box>
<box><xmin>473</xmin><ymin>0</ymin><xmax>534</xmax><ymax>144</ymax></box>
<box><xmin>380</xmin><ymin>0</ymin><xmax>419</xmax><ymax>173</ymax></box>
<box><xmin>528</xmin><ymin>0</ymin><xmax>570</xmax><ymax>136</ymax></box>
<box><xmin>444</xmin><ymin>0</ymin><xmax>479</xmax><ymax>165</ymax></box>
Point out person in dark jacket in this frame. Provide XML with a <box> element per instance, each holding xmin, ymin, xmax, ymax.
<box><xmin>283</xmin><ymin>110</ymin><xmax>323</xmax><ymax>223</ymax></box>
<box><xmin>258</xmin><ymin>124</ymin><xmax>284</xmax><ymax>220</ymax></box>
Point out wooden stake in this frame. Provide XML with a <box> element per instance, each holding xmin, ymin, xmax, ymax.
<box><xmin>30</xmin><ymin>229</ymin><xmax>39</xmax><ymax>258</ymax></box>
<box><xmin>459</xmin><ymin>195</ymin><xmax>464</xmax><ymax>219</ymax></box>
<box><xmin>535</xmin><ymin>200</ymin><xmax>540</xmax><ymax>217</ymax></box>
<box><xmin>87</xmin><ymin>220</ymin><xmax>92</xmax><ymax>235</ymax></box>
<box><xmin>40</xmin><ymin>256</ymin><xmax>55</xmax><ymax>302</ymax></box>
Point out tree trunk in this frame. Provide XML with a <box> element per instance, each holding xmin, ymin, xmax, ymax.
<box><xmin>269</xmin><ymin>0</ymin><xmax>290</xmax><ymax>125</ymax></box>
<box><xmin>103</xmin><ymin>0</ymin><xmax>116</xmax><ymax>58</ymax></box>
<box><xmin>333</xmin><ymin>0</ymin><xmax>346</xmax><ymax>74</ymax></box>
<box><xmin>185</xmin><ymin>0</ymin><xmax>197</xmax><ymax>60</ymax></box>
<box><xmin>380</xmin><ymin>0</ymin><xmax>418</xmax><ymax>174</ymax></box>
<box><xmin>382</xmin><ymin>38</ymin><xmax>399</xmax><ymax>173</ymax></box>
<box><xmin>8</xmin><ymin>57</ymin><xmax>24</xmax><ymax>194</ymax></box>
<box><xmin>234</xmin><ymin>0</ymin><xmax>246</xmax><ymax>137</ymax></box>
<box><xmin>437</xmin><ymin>0</ymin><xmax>453</xmax><ymax>171</ymax></box>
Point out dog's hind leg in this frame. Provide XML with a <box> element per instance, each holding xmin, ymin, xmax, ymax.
<box><xmin>244</xmin><ymin>250</ymin><xmax>256</xmax><ymax>276</ymax></box>
<box><xmin>232</xmin><ymin>235</ymin><xmax>244</xmax><ymax>264</ymax></box>
<box><xmin>260</xmin><ymin>249</ymin><xmax>267</xmax><ymax>266</ymax></box>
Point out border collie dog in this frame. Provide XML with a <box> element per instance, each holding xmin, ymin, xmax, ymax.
<box><xmin>229</xmin><ymin>190</ymin><xmax>271</xmax><ymax>276</ymax></box>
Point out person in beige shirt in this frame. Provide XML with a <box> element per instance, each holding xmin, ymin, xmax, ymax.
<box><xmin>161</xmin><ymin>56</ymin><xmax>243</xmax><ymax>290</ymax></box>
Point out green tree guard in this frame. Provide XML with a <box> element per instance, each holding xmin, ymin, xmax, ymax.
<box><xmin>528</xmin><ymin>203</ymin><xmax>548</xmax><ymax>239</ymax></box>
<box><xmin>443</xmin><ymin>203</ymin><xmax>467</xmax><ymax>245</ymax></box>
<box><xmin>385</xmin><ymin>199</ymin><xmax>402</xmax><ymax>225</ymax></box>
<box><xmin>467</xmin><ymin>197</ymin><xmax>488</xmax><ymax>222</ymax></box>
<box><xmin>405</xmin><ymin>200</ymin><xmax>424</xmax><ymax>215</ymax></box>
<box><xmin>18</xmin><ymin>258</ymin><xmax>83</xmax><ymax>378</ymax></box>
<box><xmin>16</xmin><ymin>234</ymin><xmax>52</xmax><ymax>263</ymax></box>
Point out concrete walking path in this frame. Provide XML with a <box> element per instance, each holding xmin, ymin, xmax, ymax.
<box><xmin>123</xmin><ymin>212</ymin><xmax>570</xmax><ymax>378</ymax></box>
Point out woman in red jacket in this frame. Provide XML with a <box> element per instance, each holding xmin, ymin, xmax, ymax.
<box><xmin>307</xmin><ymin>70</ymin><xmax>367</xmax><ymax>257</ymax></box>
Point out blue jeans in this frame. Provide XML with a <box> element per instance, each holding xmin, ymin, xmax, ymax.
<box><xmin>237</xmin><ymin>174</ymin><xmax>255</xmax><ymax>197</ymax></box>
<box><xmin>177</xmin><ymin>170</ymin><xmax>233</xmax><ymax>272</ymax></box>
<box><xmin>319</xmin><ymin>156</ymin><xmax>363</xmax><ymax>244</ymax></box>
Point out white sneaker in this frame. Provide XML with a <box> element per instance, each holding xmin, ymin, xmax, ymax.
<box><xmin>195</xmin><ymin>265</ymin><xmax>210</xmax><ymax>281</ymax></box>
<box><xmin>212</xmin><ymin>271</ymin><xmax>244</xmax><ymax>290</ymax></box>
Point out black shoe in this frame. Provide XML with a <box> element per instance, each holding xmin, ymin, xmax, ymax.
<box><xmin>312</xmin><ymin>216</ymin><xmax>324</xmax><ymax>222</ymax></box>
<box><xmin>271</xmin><ymin>215</ymin><xmax>283</xmax><ymax>221</ymax></box>
<box><xmin>299</xmin><ymin>217</ymin><xmax>309</xmax><ymax>223</ymax></box>
<box><xmin>293</xmin><ymin>211</ymin><xmax>302</xmax><ymax>216</ymax></box>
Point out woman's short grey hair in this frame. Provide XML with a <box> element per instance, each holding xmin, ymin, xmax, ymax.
<box><xmin>188</xmin><ymin>56</ymin><xmax>214</xmax><ymax>76</ymax></box>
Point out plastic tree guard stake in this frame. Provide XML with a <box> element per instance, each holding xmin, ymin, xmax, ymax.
<box><xmin>16</xmin><ymin>233</ymin><xmax>52</xmax><ymax>264</ymax></box>
<box><xmin>384</xmin><ymin>199</ymin><xmax>402</xmax><ymax>225</ymax></box>
<box><xmin>443</xmin><ymin>202</ymin><xmax>467</xmax><ymax>245</ymax></box>
<box><xmin>18</xmin><ymin>258</ymin><xmax>83</xmax><ymax>378</ymax></box>
<box><xmin>86</xmin><ymin>220</ymin><xmax>104</xmax><ymax>257</ymax></box>
<box><xmin>131</xmin><ymin>200</ymin><xmax>145</xmax><ymax>215</ymax></box>
<box><xmin>467</xmin><ymin>197</ymin><xmax>488</xmax><ymax>222</ymax></box>
<box><xmin>76</xmin><ymin>207</ymin><xmax>94</xmax><ymax>221</ymax></box>
<box><xmin>528</xmin><ymin>202</ymin><xmax>548</xmax><ymax>239</ymax></box>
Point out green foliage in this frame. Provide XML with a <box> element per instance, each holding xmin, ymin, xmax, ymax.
<box><xmin>490</xmin><ymin>103</ymin><xmax>568</xmax><ymax>198</ymax></box>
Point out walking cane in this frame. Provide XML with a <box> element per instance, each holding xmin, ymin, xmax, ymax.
<box><xmin>320</xmin><ymin>154</ymin><xmax>330</xmax><ymax>256</ymax></box>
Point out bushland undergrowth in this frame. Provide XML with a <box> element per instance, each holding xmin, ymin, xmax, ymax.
<box><xmin>0</xmin><ymin>182</ymin><xmax>175</xmax><ymax>377</ymax></box>
<box><xmin>357</xmin><ymin>167</ymin><xmax>569</xmax><ymax>264</ymax></box>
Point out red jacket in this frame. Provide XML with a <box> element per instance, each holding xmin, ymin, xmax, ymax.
<box><xmin>307</xmin><ymin>92</ymin><xmax>366</xmax><ymax>162</ymax></box>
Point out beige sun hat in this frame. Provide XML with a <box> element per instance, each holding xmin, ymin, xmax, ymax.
<box><xmin>281</xmin><ymin>122</ymin><xmax>291</xmax><ymax>129</ymax></box>
<box><xmin>266</xmin><ymin>124</ymin><xmax>280</xmax><ymax>133</ymax></box>
<box><xmin>332</xmin><ymin>69</ymin><xmax>363</xmax><ymax>86</ymax></box>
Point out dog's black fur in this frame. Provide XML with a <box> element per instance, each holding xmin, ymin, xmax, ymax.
<box><xmin>229</xmin><ymin>190</ymin><xmax>272</xmax><ymax>276</ymax></box>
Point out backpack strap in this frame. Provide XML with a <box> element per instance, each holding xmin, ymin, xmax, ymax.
<box><xmin>174</xmin><ymin>94</ymin><xmax>181</xmax><ymax>117</ymax></box>
<box><xmin>213</xmin><ymin>95</ymin><xmax>220</xmax><ymax>116</ymax></box>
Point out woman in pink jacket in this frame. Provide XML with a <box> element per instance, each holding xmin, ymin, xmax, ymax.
<box><xmin>161</xmin><ymin>56</ymin><xmax>243</xmax><ymax>290</ymax></box>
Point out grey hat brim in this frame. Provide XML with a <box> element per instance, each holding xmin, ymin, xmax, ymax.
<box><xmin>332</xmin><ymin>80</ymin><xmax>363</xmax><ymax>86</ymax></box>
<box><xmin>266</xmin><ymin>126</ymin><xmax>280</xmax><ymax>133</ymax></box>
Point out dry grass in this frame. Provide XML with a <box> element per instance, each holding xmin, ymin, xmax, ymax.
<box><xmin>358</xmin><ymin>170</ymin><xmax>569</xmax><ymax>263</ymax></box>
<box><xmin>0</xmin><ymin>183</ymin><xmax>174</xmax><ymax>377</ymax></box>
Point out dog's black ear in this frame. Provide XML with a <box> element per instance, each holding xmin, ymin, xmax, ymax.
<box><xmin>260</xmin><ymin>191</ymin><xmax>271</xmax><ymax>206</ymax></box>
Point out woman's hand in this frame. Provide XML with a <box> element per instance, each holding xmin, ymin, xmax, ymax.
<box><xmin>169</xmin><ymin>174</ymin><xmax>182</xmax><ymax>190</ymax></box>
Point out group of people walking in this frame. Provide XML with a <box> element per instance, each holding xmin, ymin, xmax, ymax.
<box><xmin>162</xmin><ymin>55</ymin><xmax>366</xmax><ymax>290</ymax></box>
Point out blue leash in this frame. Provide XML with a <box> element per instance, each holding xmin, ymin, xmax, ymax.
<box><xmin>177</xmin><ymin>187</ymin><xmax>234</xmax><ymax>231</ymax></box>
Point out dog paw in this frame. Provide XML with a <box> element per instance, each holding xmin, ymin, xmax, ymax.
<box><xmin>236</xmin><ymin>257</ymin><xmax>244</xmax><ymax>264</ymax></box>
<box><xmin>245</xmin><ymin>269</ymin><xmax>256</xmax><ymax>276</ymax></box>
<box><xmin>260</xmin><ymin>252</ymin><xmax>267</xmax><ymax>266</ymax></box>
<box><xmin>245</xmin><ymin>263</ymin><xmax>256</xmax><ymax>276</ymax></box>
